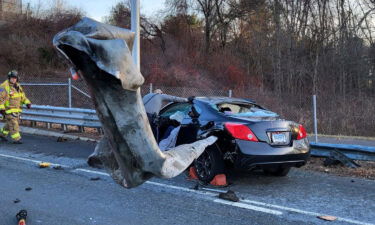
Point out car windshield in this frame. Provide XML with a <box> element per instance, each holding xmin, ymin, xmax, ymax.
<box><xmin>216</xmin><ymin>102</ymin><xmax>279</xmax><ymax>118</ymax></box>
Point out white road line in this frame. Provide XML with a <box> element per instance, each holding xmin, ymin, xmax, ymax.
<box><xmin>214</xmin><ymin>199</ymin><xmax>283</xmax><ymax>215</ymax></box>
<box><xmin>201</xmin><ymin>187</ymin><xmax>227</xmax><ymax>193</ymax></box>
<box><xmin>241</xmin><ymin>199</ymin><xmax>374</xmax><ymax>225</ymax></box>
<box><xmin>145</xmin><ymin>181</ymin><xmax>215</xmax><ymax>196</ymax></box>
<box><xmin>0</xmin><ymin>153</ymin><xmax>44</xmax><ymax>164</ymax></box>
<box><xmin>0</xmin><ymin>153</ymin><xmax>67</xmax><ymax>168</ymax></box>
<box><xmin>0</xmin><ymin>152</ymin><xmax>374</xmax><ymax>225</ymax></box>
<box><xmin>75</xmin><ymin>168</ymin><xmax>110</xmax><ymax>177</ymax></box>
<box><xmin>201</xmin><ymin>184</ymin><xmax>375</xmax><ymax>225</ymax></box>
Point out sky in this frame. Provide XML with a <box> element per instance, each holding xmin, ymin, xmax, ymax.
<box><xmin>23</xmin><ymin>0</ymin><xmax>166</xmax><ymax>21</ymax></box>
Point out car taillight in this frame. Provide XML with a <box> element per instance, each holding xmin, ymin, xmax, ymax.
<box><xmin>224</xmin><ymin>123</ymin><xmax>258</xmax><ymax>142</ymax></box>
<box><xmin>297</xmin><ymin>124</ymin><xmax>307</xmax><ymax>140</ymax></box>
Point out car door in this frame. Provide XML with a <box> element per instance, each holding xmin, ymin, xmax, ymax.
<box><xmin>159</xmin><ymin>102</ymin><xmax>205</xmax><ymax>145</ymax></box>
<box><xmin>158</xmin><ymin>103</ymin><xmax>192</xmax><ymax>142</ymax></box>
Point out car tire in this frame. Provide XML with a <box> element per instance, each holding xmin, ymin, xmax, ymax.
<box><xmin>194</xmin><ymin>144</ymin><xmax>225</xmax><ymax>182</ymax></box>
<box><xmin>263</xmin><ymin>166</ymin><xmax>291</xmax><ymax>176</ymax></box>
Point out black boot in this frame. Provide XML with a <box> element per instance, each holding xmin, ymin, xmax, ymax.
<box><xmin>12</xmin><ymin>140</ymin><xmax>23</xmax><ymax>144</ymax></box>
<box><xmin>0</xmin><ymin>136</ymin><xmax>7</xmax><ymax>142</ymax></box>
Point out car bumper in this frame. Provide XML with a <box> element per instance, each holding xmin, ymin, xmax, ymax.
<box><xmin>234</xmin><ymin>138</ymin><xmax>310</xmax><ymax>170</ymax></box>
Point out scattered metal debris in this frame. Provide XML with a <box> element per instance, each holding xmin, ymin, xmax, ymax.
<box><xmin>53</xmin><ymin>165</ymin><xmax>63</xmax><ymax>170</ymax></box>
<box><xmin>38</xmin><ymin>162</ymin><xmax>51</xmax><ymax>168</ymax></box>
<box><xmin>90</xmin><ymin>177</ymin><xmax>101</xmax><ymax>181</ymax></box>
<box><xmin>191</xmin><ymin>183</ymin><xmax>199</xmax><ymax>190</ymax></box>
<box><xmin>218</xmin><ymin>190</ymin><xmax>239</xmax><ymax>202</ymax></box>
<box><xmin>25</xmin><ymin>187</ymin><xmax>32</xmax><ymax>191</ymax></box>
<box><xmin>317</xmin><ymin>215</ymin><xmax>337</xmax><ymax>221</ymax></box>
<box><xmin>13</xmin><ymin>199</ymin><xmax>20</xmax><ymax>203</ymax></box>
<box><xmin>57</xmin><ymin>137</ymin><xmax>68</xmax><ymax>142</ymax></box>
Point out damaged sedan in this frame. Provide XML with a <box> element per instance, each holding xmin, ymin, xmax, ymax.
<box><xmin>152</xmin><ymin>96</ymin><xmax>310</xmax><ymax>182</ymax></box>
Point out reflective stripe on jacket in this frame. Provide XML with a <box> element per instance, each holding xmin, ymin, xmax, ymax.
<box><xmin>0</xmin><ymin>80</ymin><xmax>31</xmax><ymax>114</ymax></box>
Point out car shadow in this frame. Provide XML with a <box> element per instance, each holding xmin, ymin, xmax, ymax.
<box><xmin>226</xmin><ymin>168</ymin><xmax>293</xmax><ymax>187</ymax></box>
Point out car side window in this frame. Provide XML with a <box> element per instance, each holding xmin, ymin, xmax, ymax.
<box><xmin>160</xmin><ymin>103</ymin><xmax>191</xmax><ymax>118</ymax></box>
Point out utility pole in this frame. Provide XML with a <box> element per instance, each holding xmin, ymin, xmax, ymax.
<box><xmin>131</xmin><ymin>0</ymin><xmax>140</xmax><ymax>70</ymax></box>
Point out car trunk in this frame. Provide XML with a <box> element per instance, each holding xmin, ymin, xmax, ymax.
<box><xmin>241</xmin><ymin>119</ymin><xmax>297</xmax><ymax>145</ymax></box>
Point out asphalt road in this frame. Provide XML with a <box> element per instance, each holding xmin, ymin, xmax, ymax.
<box><xmin>0</xmin><ymin>134</ymin><xmax>374</xmax><ymax>225</ymax></box>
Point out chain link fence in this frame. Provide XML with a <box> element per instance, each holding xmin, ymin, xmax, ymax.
<box><xmin>18</xmin><ymin>77</ymin><xmax>375</xmax><ymax>138</ymax></box>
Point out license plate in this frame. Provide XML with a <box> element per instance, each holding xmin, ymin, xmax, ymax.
<box><xmin>271</xmin><ymin>132</ymin><xmax>288</xmax><ymax>144</ymax></box>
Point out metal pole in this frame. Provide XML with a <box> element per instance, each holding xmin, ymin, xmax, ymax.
<box><xmin>131</xmin><ymin>0</ymin><xmax>140</xmax><ymax>70</ymax></box>
<box><xmin>229</xmin><ymin>90</ymin><xmax>233</xmax><ymax>98</ymax></box>
<box><xmin>68</xmin><ymin>78</ymin><xmax>72</xmax><ymax>108</ymax></box>
<box><xmin>313</xmin><ymin>95</ymin><xmax>318</xmax><ymax>142</ymax></box>
<box><xmin>149</xmin><ymin>83</ymin><xmax>153</xmax><ymax>94</ymax></box>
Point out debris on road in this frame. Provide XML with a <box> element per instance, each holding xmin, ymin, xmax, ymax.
<box><xmin>16</xmin><ymin>209</ymin><xmax>27</xmax><ymax>225</ymax></box>
<box><xmin>317</xmin><ymin>215</ymin><xmax>337</xmax><ymax>221</ymax></box>
<box><xmin>53</xmin><ymin>165</ymin><xmax>63</xmax><ymax>170</ymax></box>
<box><xmin>13</xmin><ymin>199</ymin><xmax>20</xmax><ymax>203</ymax></box>
<box><xmin>218</xmin><ymin>190</ymin><xmax>239</xmax><ymax>202</ymax></box>
<box><xmin>25</xmin><ymin>187</ymin><xmax>32</xmax><ymax>191</ymax></box>
<box><xmin>323</xmin><ymin>150</ymin><xmax>361</xmax><ymax>168</ymax></box>
<box><xmin>190</xmin><ymin>183</ymin><xmax>199</xmax><ymax>190</ymax></box>
<box><xmin>57</xmin><ymin>137</ymin><xmax>68</xmax><ymax>142</ymax></box>
<box><xmin>302</xmin><ymin>157</ymin><xmax>375</xmax><ymax>180</ymax></box>
<box><xmin>90</xmin><ymin>177</ymin><xmax>101</xmax><ymax>181</ymax></box>
<box><xmin>38</xmin><ymin>162</ymin><xmax>51</xmax><ymax>168</ymax></box>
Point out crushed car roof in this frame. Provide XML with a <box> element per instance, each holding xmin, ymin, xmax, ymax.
<box><xmin>195</xmin><ymin>96</ymin><xmax>256</xmax><ymax>104</ymax></box>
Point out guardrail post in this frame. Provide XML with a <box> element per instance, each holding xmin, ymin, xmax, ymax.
<box><xmin>78</xmin><ymin>126</ymin><xmax>84</xmax><ymax>133</ymax></box>
<box><xmin>68</xmin><ymin>78</ymin><xmax>72</xmax><ymax>108</ymax></box>
<box><xmin>229</xmin><ymin>90</ymin><xmax>232</xmax><ymax>97</ymax></box>
<box><xmin>313</xmin><ymin>95</ymin><xmax>318</xmax><ymax>142</ymax></box>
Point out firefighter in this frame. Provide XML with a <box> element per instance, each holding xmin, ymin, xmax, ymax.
<box><xmin>0</xmin><ymin>70</ymin><xmax>31</xmax><ymax>144</ymax></box>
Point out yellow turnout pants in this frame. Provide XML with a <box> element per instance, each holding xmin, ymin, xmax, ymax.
<box><xmin>0</xmin><ymin>113</ymin><xmax>21</xmax><ymax>141</ymax></box>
